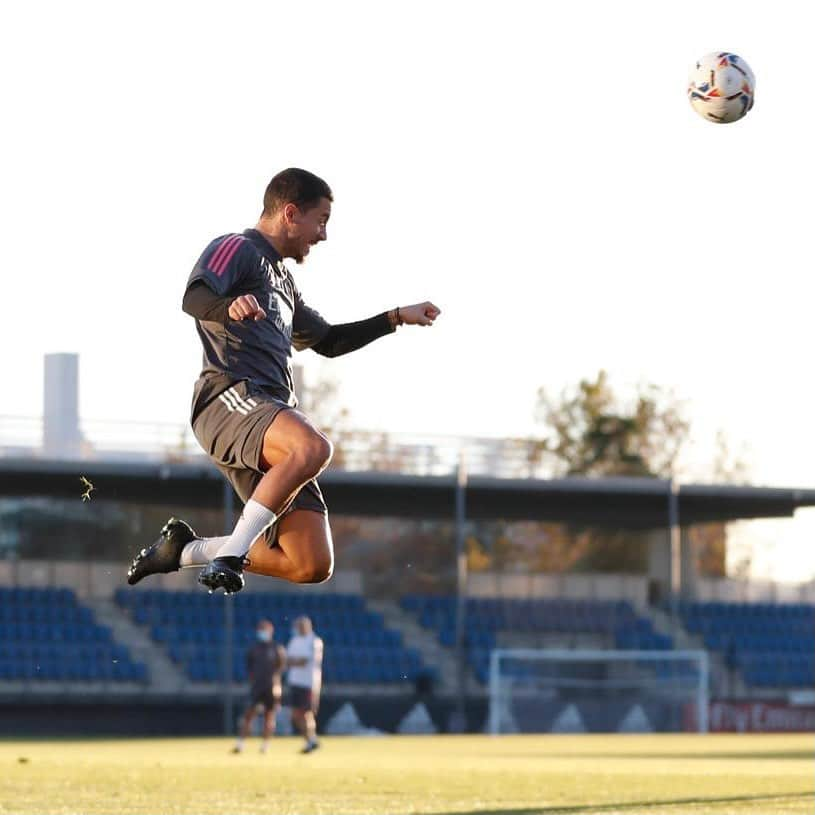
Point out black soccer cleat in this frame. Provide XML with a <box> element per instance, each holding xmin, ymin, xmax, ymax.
<box><xmin>198</xmin><ymin>556</ymin><xmax>245</xmax><ymax>595</ymax></box>
<box><xmin>301</xmin><ymin>740</ymin><xmax>320</xmax><ymax>754</ymax></box>
<box><xmin>127</xmin><ymin>518</ymin><xmax>196</xmax><ymax>586</ymax></box>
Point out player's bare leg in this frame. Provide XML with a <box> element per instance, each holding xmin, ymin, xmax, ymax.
<box><xmin>233</xmin><ymin>708</ymin><xmax>257</xmax><ymax>754</ymax></box>
<box><xmin>302</xmin><ymin>709</ymin><xmax>318</xmax><ymax>751</ymax></box>
<box><xmin>291</xmin><ymin>690</ymin><xmax>320</xmax><ymax>753</ymax></box>
<box><xmin>293</xmin><ymin>706</ymin><xmax>319</xmax><ymax>753</ymax></box>
<box><xmin>291</xmin><ymin>708</ymin><xmax>308</xmax><ymax>742</ymax></box>
<box><xmin>254</xmin><ymin>410</ymin><xmax>333</xmax><ymax>511</ymax></box>
<box><xmin>261</xmin><ymin>709</ymin><xmax>276</xmax><ymax>753</ymax></box>
<box><xmin>245</xmin><ymin>510</ymin><xmax>333</xmax><ymax>584</ymax></box>
<box><xmin>199</xmin><ymin>410</ymin><xmax>332</xmax><ymax>593</ymax></box>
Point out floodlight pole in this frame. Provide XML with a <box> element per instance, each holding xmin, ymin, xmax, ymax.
<box><xmin>222</xmin><ymin>480</ymin><xmax>235</xmax><ymax>736</ymax></box>
<box><xmin>454</xmin><ymin>449</ymin><xmax>468</xmax><ymax>726</ymax></box>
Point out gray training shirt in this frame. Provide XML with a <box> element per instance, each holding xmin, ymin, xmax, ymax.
<box><xmin>186</xmin><ymin>229</ymin><xmax>330</xmax><ymax>414</ymax></box>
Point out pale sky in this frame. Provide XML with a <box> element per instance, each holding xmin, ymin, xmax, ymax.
<box><xmin>2</xmin><ymin>0</ymin><xmax>814</xmax><ymax>581</ymax></box>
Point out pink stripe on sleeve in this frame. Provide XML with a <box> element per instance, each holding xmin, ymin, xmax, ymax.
<box><xmin>207</xmin><ymin>235</ymin><xmax>240</xmax><ymax>275</ymax></box>
<box><xmin>212</xmin><ymin>236</ymin><xmax>245</xmax><ymax>277</ymax></box>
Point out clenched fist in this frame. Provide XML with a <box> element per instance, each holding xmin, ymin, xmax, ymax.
<box><xmin>229</xmin><ymin>294</ymin><xmax>267</xmax><ymax>322</ymax></box>
<box><xmin>399</xmin><ymin>302</ymin><xmax>441</xmax><ymax>326</ymax></box>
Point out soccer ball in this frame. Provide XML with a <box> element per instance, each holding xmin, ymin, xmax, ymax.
<box><xmin>688</xmin><ymin>52</ymin><xmax>755</xmax><ymax>124</ymax></box>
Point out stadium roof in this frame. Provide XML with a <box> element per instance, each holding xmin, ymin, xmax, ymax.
<box><xmin>2</xmin><ymin>457</ymin><xmax>815</xmax><ymax>528</ymax></box>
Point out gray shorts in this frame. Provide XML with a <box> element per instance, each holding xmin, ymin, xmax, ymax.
<box><xmin>191</xmin><ymin>380</ymin><xmax>327</xmax><ymax>537</ymax></box>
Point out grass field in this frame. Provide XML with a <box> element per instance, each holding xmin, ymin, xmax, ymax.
<box><xmin>1</xmin><ymin>734</ymin><xmax>813</xmax><ymax>815</ymax></box>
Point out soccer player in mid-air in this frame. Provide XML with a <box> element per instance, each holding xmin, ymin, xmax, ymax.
<box><xmin>127</xmin><ymin>168</ymin><xmax>440</xmax><ymax>594</ymax></box>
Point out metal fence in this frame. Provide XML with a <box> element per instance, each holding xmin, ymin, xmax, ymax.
<box><xmin>0</xmin><ymin>415</ymin><xmax>551</xmax><ymax>479</ymax></box>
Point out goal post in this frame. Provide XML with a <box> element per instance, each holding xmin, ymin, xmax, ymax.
<box><xmin>488</xmin><ymin>648</ymin><xmax>709</xmax><ymax>735</ymax></box>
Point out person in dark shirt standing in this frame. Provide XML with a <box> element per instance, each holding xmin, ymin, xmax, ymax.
<box><xmin>127</xmin><ymin>168</ymin><xmax>441</xmax><ymax>594</ymax></box>
<box><xmin>233</xmin><ymin>619</ymin><xmax>286</xmax><ymax>754</ymax></box>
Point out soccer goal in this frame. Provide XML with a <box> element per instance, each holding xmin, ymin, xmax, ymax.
<box><xmin>488</xmin><ymin>649</ymin><xmax>709</xmax><ymax>734</ymax></box>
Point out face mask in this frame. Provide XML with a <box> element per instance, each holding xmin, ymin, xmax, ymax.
<box><xmin>257</xmin><ymin>630</ymin><xmax>271</xmax><ymax>642</ymax></box>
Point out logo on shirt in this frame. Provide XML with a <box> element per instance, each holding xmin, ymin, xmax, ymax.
<box><xmin>267</xmin><ymin>291</ymin><xmax>293</xmax><ymax>339</ymax></box>
<box><xmin>257</xmin><ymin>255</ymin><xmax>295</xmax><ymax>339</ymax></box>
<box><xmin>260</xmin><ymin>256</ymin><xmax>289</xmax><ymax>289</ymax></box>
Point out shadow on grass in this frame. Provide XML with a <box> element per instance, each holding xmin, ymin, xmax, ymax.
<box><xmin>531</xmin><ymin>750</ymin><xmax>815</xmax><ymax>761</ymax></box>
<box><xmin>430</xmin><ymin>789</ymin><xmax>815</xmax><ymax>815</ymax></box>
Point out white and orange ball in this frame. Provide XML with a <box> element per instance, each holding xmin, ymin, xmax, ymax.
<box><xmin>688</xmin><ymin>52</ymin><xmax>755</xmax><ymax>123</ymax></box>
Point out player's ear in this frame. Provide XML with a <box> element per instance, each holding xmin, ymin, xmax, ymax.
<box><xmin>283</xmin><ymin>203</ymin><xmax>300</xmax><ymax>225</ymax></box>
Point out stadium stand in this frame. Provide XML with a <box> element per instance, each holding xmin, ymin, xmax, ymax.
<box><xmin>0</xmin><ymin>587</ymin><xmax>148</xmax><ymax>681</ymax></box>
<box><xmin>400</xmin><ymin>595</ymin><xmax>672</xmax><ymax>684</ymax></box>
<box><xmin>2</xmin><ymin>580</ymin><xmax>811</xmax><ymax>696</ymax></box>
<box><xmin>115</xmin><ymin>589</ymin><xmax>430</xmax><ymax>685</ymax></box>
<box><xmin>680</xmin><ymin>601</ymin><xmax>815</xmax><ymax>689</ymax></box>
<box><xmin>399</xmin><ymin>594</ymin><xmax>814</xmax><ymax>691</ymax></box>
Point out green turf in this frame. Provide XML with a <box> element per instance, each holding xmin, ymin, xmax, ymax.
<box><xmin>1</xmin><ymin>734</ymin><xmax>813</xmax><ymax>814</ymax></box>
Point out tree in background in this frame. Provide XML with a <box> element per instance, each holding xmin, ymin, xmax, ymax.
<box><xmin>300</xmin><ymin>368</ymin><xmax>744</xmax><ymax>584</ymax></box>
<box><xmin>535</xmin><ymin>369</ymin><xmax>690</xmax><ymax>478</ymax></box>
<box><xmin>506</xmin><ymin>370</ymin><xmax>690</xmax><ymax>573</ymax></box>
<box><xmin>467</xmin><ymin>371</ymin><xmax>746</xmax><ymax>576</ymax></box>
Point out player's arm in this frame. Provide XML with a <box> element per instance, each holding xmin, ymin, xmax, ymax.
<box><xmin>182</xmin><ymin>283</ymin><xmax>266</xmax><ymax>323</ymax></box>
<box><xmin>183</xmin><ymin>235</ymin><xmax>265</xmax><ymax>322</ymax></box>
<box><xmin>309</xmin><ymin>302</ymin><xmax>442</xmax><ymax>358</ymax></box>
<box><xmin>277</xmin><ymin>644</ymin><xmax>287</xmax><ymax>671</ymax></box>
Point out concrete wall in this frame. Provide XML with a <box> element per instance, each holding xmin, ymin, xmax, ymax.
<box><xmin>467</xmin><ymin>571</ymin><xmax>815</xmax><ymax>607</ymax></box>
<box><xmin>696</xmin><ymin>576</ymin><xmax>815</xmax><ymax>604</ymax></box>
<box><xmin>468</xmin><ymin>571</ymin><xmax>649</xmax><ymax>610</ymax></box>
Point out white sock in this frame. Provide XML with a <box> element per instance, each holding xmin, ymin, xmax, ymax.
<box><xmin>179</xmin><ymin>537</ymin><xmax>229</xmax><ymax>567</ymax></box>
<box><xmin>215</xmin><ymin>499</ymin><xmax>277</xmax><ymax>559</ymax></box>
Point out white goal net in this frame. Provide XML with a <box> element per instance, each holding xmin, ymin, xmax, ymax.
<box><xmin>488</xmin><ymin>649</ymin><xmax>709</xmax><ymax>734</ymax></box>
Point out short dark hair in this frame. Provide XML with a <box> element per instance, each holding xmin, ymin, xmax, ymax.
<box><xmin>262</xmin><ymin>168</ymin><xmax>332</xmax><ymax>216</ymax></box>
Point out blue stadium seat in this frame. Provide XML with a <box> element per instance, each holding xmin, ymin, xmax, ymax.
<box><xmin>119</xmin><ymin>589</ymin><xmax>428</xmax><ymax>685</ymax></box>
<box><xmin>681</xmin><ymin>600</ymin><xmax>815</xmax><ymax>688</ymax></box>
<box><xmin>0</xmin><ymin>589</ymin><xmax>147</xmax><ymax>683</ymax></box>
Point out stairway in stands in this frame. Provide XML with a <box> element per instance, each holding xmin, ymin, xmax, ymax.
<box><xmin>84</xmin><ymin>596</ymin><xmax>187</xmax><ymax>692</ymax></box>
<box><xmin>366</xmin><ymin>598</ymin><xmax>460</xmax><ymax>692</ymax></box>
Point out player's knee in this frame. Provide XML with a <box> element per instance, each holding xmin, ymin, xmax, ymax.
<box><xmin>313</xmin><ymin>558</ymin><xmax>334</xmax><ymax>584</ymax></box>
<box><xmin>297</xmin><ymin>563</ymin><xmax>333</xmax><ymax>585</ymax></box>
<box><xmin>309</xmin><ymin>433</ymin><xmax>333</xmax><ymax>474</ymax></box>
<box><xmin>296</xmin><ymin>433</ymin><xmax>333</xmax><ymax>480</ymax></box>
<box><xmin>295</xmin><ymin>553</ymin><xmax>334</xmax><ymax>584</ymax></box>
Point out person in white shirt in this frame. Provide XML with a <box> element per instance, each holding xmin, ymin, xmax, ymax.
<box><xmin>286</xmin><ymin>615</ymin><xmax>323</xmax><ymax>753</ymax></box>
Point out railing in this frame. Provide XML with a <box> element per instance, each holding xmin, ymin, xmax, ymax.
<box><xmin>0</xmin><ymin>415</ymin><xmax>550</xmax><ymax>478</ymax></box>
